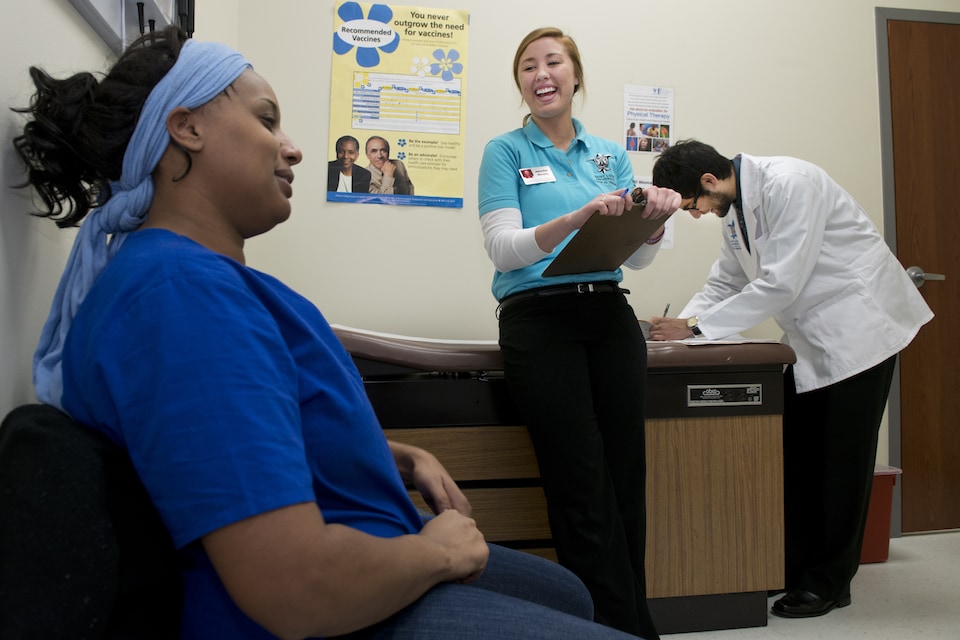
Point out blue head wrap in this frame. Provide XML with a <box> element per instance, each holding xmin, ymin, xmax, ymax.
<box><xmin>33</xmin><ymin>39</ymin><xmax>252</xmax><ymax>409</ymax></box>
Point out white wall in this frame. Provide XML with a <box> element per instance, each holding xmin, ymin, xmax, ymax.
<box><xmin>3</xmin><ymin>0</ymin><xmax>957</xmax><ymax>463</ymax></box>
<box><xmin>233</xmin><ymin>0</ymin><xmax>955</xmax><ymax>346</ymax></box>
<box><xmin>0</xmin><ymin>0</ymin><xmax>238</xmax><ymax>418</ymax></box>
<box><xmin>1</xmin><ymin>3</ymin><xmax>111</xmax><ymax>418</ymax></box>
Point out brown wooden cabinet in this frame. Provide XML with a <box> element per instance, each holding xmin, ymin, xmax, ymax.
<box><xmin>334</xmin><ymin>327</ymin><xmax>795</xmax><ymax>633</ymax></box>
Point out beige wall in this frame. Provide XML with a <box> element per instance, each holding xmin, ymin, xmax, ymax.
<box><xmin>1</xmin><ymin>3</ymin><xmax>111</xmax><ymax>419</ymax></box>
<box><xmin>0</xmin><ymin>1</ymin><xmax>238</xmax><ymax>417</ymax></box>
<box><xmin>4</xmin><ymin>0</ymin><xmax>956</xmax><ymax>461</ymax></box>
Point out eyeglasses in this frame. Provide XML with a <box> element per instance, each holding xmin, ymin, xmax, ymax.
<box><xmin>683</xmin><ymin>185</ymin><xmax>702</xmax><ymax>212</ymax></box>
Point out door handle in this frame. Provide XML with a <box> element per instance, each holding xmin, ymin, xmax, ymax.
<box><xmin>906</xmin><ymin>266</ymin><xmax>946</xmax><ymax>288</ymax></box>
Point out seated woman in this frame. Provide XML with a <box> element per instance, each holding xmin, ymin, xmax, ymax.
<box><xmin>13</xmin><ymin>26</ymin><xmax>645</xmax><ymax>640</ymax></box>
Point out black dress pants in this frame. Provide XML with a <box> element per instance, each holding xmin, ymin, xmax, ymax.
<box><xmin>498</xmin><ymin>288</ymin><xmax>657</xmax><ymax>639</ymax></box>
<box><xmin>782</xmin><ymin>355</ymin><xmax>897</xmax><ymax>601</ymax></box>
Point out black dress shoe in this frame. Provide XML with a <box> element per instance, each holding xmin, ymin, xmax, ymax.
<box><xmin>771</xmin><ymin>589</ymin><xmax>851</xmax><ymax>618</ymax></box>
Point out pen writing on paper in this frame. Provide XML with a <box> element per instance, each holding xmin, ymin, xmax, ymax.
<box><xmin>662</xmin><ymin>303</ymin><xmax>671</xmax><ymax>317</ymax></box>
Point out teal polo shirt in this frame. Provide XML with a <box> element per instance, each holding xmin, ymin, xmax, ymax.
<box><xmin>478</xmin><ymin>118</ymin><xmax>634</xmax><ymax>301</ymax></box>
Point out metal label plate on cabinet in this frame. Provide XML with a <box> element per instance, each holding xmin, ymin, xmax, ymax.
<box><xmin>687</xmin><ymin>384</ymin><xmax>762</xmax><ymax>407</ymax></box>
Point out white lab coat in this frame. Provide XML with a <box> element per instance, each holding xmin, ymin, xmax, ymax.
<box><xmin>680</xmin><ymin>154</ymin><xmax>934</xmax><ymax>393</ymax></box>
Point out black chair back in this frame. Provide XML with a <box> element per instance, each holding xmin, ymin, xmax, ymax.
<box><xmin>0</xmin><ymin>404</ymin><xmax>182</xmax><ymax>639</ymax></box>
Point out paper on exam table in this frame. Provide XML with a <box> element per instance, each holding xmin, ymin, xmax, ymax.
<box><xmin>674</xmin><ymin>335</ymin><xmax>782</xmax><ymax>345</ymax></box>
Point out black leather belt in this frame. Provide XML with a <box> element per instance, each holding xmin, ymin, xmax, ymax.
<box><xmin>498</xmin><ymin>281</ymin><xmax>628</xmax><ymax>314</ymax></box>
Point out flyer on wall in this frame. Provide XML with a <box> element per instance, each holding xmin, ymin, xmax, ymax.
<box><xmin>634</xmin><ymin>175</ymin><xmax>673</xmax><ymax>249</ymax></box>
<box><xmin>624</xmin><ymin>85</ymin><xmax>673</xmax><ymax>154</ymax></box>
<box><xmin>328</xmin><ymin>2</ymin><xmax>470</xmax><ymax>208</ymax></box>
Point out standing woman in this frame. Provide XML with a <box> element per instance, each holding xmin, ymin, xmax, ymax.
<box><xmin>478</xmin><ymin>27</ymin><xmax>680</xmax><ymax>639</ymax></box>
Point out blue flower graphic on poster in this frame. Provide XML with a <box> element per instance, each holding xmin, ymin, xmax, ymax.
<box><xmin>333</xmin><ymin>2</ymin><xmax>400</xmax><ymax>68</ymax></box>
<box><xmin>429</xmin><ymin>49</ymin><xmax>463</xmax><ymax>81</ymax></box>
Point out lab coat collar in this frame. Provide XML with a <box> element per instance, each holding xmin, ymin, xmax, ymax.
<box><xmin>735</xmin><ymin>154</ymin><xmax>763</xmax><ymax>234</ymax></box>
<box><xmin>731</xmin><ymin>153</ymin><xmax>763</xmax><ymax>277</ymax></box>
<box><xmin>736</xmin><ymin>154</ymin><xmax>762</xmax><ymax>219</ymax></box>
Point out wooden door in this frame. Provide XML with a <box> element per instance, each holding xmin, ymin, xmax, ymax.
<box><xmin>884</xmin><ymin>15</ymin><xmax>960</xmax><ymax>532</ymax></box>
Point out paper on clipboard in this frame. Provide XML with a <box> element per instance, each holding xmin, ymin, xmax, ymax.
<box><xmin>542</xmin><ymin>209</ymin><xmax>671</xmax><ymax>277</ymax></box>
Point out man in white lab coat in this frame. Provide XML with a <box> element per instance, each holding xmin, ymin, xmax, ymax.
<box><xmin>648</xmin><ymin>139</ymin><xmax>933</xmax><ymax>619</ymax></box>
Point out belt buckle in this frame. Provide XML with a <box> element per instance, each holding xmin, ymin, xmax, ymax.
<box><xmin>576</xmin><ymin>283</ymin><xmax>596</xmax><ymax>294</ymax></box>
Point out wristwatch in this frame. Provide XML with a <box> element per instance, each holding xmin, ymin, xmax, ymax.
<box><xmin>686</xmin><ymin>316</ymin><xmax>703</xmax><ymax>337</ymax></box>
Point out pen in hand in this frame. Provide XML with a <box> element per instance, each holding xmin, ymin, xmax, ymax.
<box><xmin>662</xmin><ymin>303</ymin><xmax>670</xmax><ymax>318</ymax></box>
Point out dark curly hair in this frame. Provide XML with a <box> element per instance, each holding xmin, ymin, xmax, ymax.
<box><xmin>11</xmin><ymin>26</ymin><xmax>189</xmax><ymax>228</ymax></box>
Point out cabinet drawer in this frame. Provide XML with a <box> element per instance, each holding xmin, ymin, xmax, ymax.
<box><xmin>409</xmin><ymin>486</ymin><xmax>551</xmax><ymax>542</ymax></box>
<box><xmin>385</xmin><ymin>425</ymin><xmax>540</xmax><ymax>481</ymax></box>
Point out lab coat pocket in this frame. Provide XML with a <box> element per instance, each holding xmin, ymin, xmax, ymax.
<box><xmin>793</xmin><ymin>284</ymin><xmax>902</xmax><ymax>385</ymax></box>
<box><xmin>855</xmin><ymin>246</ymin><xmax>930</xmax><ymax>335</ymax></box>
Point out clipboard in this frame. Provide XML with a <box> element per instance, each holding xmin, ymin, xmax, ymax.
<box><xmin>542</xmin><ymin>207</ymin><xmax>671</xmax><ymax>277</ymax></box>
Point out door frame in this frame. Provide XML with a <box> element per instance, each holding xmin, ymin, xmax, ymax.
<box><xmin>875</xmin><ymin>7</ymin><xmax>960</xmax><ymax>537</ymax></box>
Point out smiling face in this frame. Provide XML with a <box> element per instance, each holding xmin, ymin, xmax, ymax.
<box><xmin>365</xmin><ymin>137</ymin><xmax>390</xmax><ymax>170</ymax></box>
<box><xmin>336</xmin><ymin>137</ymin><xmax>359</xmax><ymax>172</ymax></box>
<box><xmin>515</xmin><ymin>36</ymin><xmax>581</xmax><ymax>124</ymax></box>
<box><xmin>192</xmin><ymin>70</ymin><xmax>302</xmax><ymax>239</ymax></box>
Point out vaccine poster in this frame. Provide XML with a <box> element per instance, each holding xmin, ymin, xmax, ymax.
<box><xmin>328</xmin><ymin>2</ymin><xmax>470</xmax><ymax>208</ymax></box>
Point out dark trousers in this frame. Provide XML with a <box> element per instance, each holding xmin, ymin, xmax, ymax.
<box><xmin>782</xmin><ymin>355</ymin><xmax>897</xmax><ymax>601</ymax></box>
<box><xmin>498</xmin><ymin>289</ymin><xmax>657</xmax><ymax>639</ymax></box>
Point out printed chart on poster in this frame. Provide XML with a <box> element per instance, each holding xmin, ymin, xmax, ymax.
<box><xmin>328</xmin><ymin>2</ymin><xmax>469</xmax><ymax>208</ymax></box>
<box><xmin>624</xmin><ymin>85</ymin><xmax>673</xmax><ymax>154</ymax></box>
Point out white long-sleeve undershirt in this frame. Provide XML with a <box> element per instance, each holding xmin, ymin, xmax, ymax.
<box><xmin>480</xmin><ymin>207</ymin><xmax>661</xmax><ymax>273</ymax></box>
